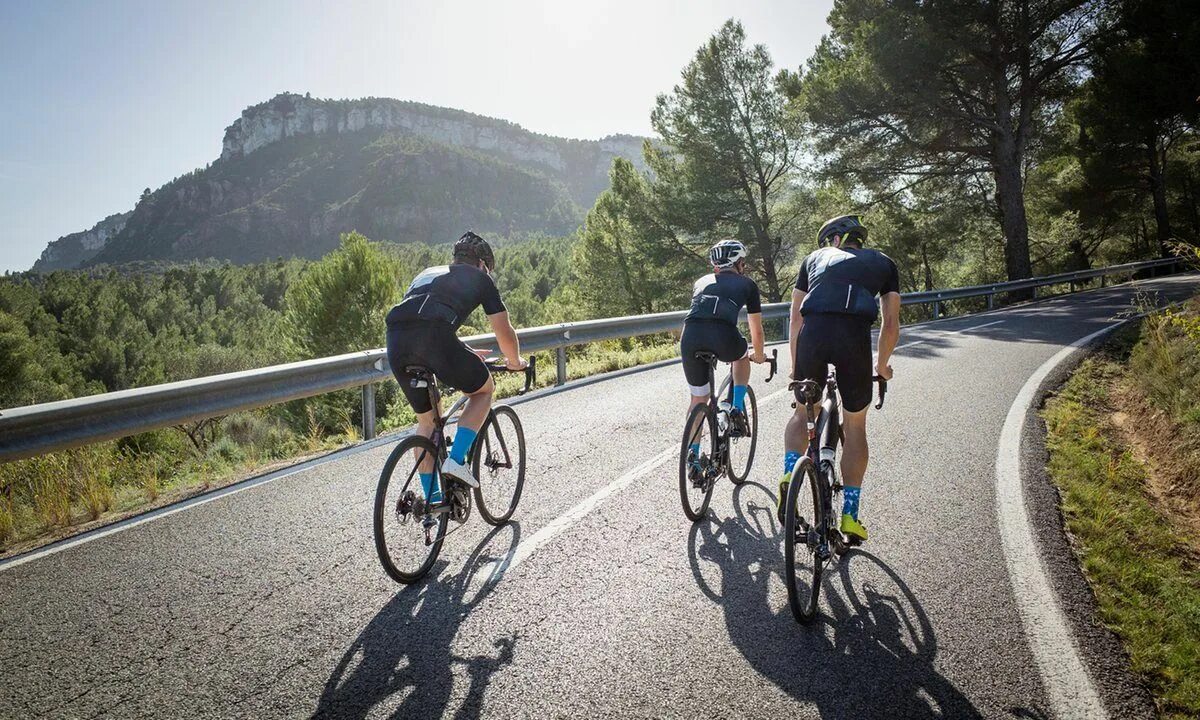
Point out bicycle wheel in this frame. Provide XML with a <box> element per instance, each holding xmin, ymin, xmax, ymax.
<box><xmin>374</xmin><ymin>436</ymin><xmax>448</xmax><ymax>583</ymax></box>
<box><xmin>679</xmin><ymin>403</ymin><xmax>718</xmax><ymax>522</ymax></box>
<box><xmin>784</xmin><ymin>456</ymin><xmax>825</xmax><ymax>623</ymax></box>
<box><xmin>726</xmin><ymin>385</ymin><xmax>758</xmax><ymax>484</ymax></box>
<box><xmin>472</xmin><ymin>405</ymin><xmax>526</xmax><ymax>525</ymax></box>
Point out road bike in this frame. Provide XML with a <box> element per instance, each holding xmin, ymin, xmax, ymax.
<box><xmin>782</xmin><ymin>367</ymin><xmax>887</xmax><ymax>623</ymax></box>
<box><xmin>374</xmin><ymin>358</ymin><xmax>536</xmax><ymax>584</ymax></box>
<box><xmin>679</xmin><ymin>348</ymin><xmax>778</xmax><ymax>521</ymax></box>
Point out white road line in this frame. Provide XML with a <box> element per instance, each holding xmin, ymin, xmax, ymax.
<box><xmin>995</xmin><ymin>322</ymin><xmax>1121</xmax><ymax>720</ymax></box>
<box><xmin>484</xmin><ymin>384</ymin><xmax>795</xmax><ymax>581</ymax></box>
<box><xmin>896</xmin><ymin>318</ymin><xmax>1006</xmax><ymax>349</ymax></box>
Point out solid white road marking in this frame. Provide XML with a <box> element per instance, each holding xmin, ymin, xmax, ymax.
<box><xmin>995</xmin><ymin>322</ymin><xmax>1120</xmax><ymax>720</ymax></box>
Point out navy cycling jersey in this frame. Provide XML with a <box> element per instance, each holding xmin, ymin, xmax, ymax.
<box><xmin>386</xmin><ymin>263</ymin><xmax>506</xmax><ymax>331</ymax></box>
<box><xmin>685</xmin><ymin>271</ymin><xmax>762</xmax><ymax>326</ymax></box>
<box><xmin>795</xmin><ymin>247</ymin><xmax>900</xmax><ymax>321</ymax></box>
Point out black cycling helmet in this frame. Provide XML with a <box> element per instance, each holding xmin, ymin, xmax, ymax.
<box><xmin>816</xmin><ymin>215</ymin><xmax>867</xmax><ymax>248</ymax></box>
<box><xmin>453</xmin><ymin>231</ymin><xmax>495</xmax><ymax>271</ymax></box>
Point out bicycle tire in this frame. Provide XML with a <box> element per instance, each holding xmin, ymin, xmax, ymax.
<box><xmin>784</xmin><ymin>456</ymin><xmax>824</xmax><ymax>623</ymax></box>
<box><xmin>472</xmin><ymin>405</ymin><xmax>526</xmax><ymax>525</ymax></box>
<box><xmin>374</xmin><ymin>435</ymin><xmax>448</xmax><ymax>584</ymax></box>
<box><xmin>679</xmin><ymin>402</ymin><xmax>718</xmax><ymax>522</ymax></box>
<box><xmin>726</xmin><ymin>385</ymin><xmax>758</xmax><ymax>484</ymax></box>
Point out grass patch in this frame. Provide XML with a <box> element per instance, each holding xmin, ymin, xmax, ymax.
<box><xmin>1043</xmin><ymin>317</ymin><xmax>1200</xmax><ymax>718</ymax></box>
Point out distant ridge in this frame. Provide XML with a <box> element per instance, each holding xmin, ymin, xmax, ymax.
<box><xmin>33</xmin><ymin>93</ymin><xmax>647</xmax><ymax>271</ymax></box>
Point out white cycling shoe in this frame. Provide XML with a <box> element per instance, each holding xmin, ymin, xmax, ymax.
<box><xmin>440</xmin><ymin>457</ymin><xmax>479</xmax><ymax>488</ymax></box>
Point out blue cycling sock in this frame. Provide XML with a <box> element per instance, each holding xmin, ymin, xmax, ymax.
<box><xmin>783</xmin><ymin>451</ymin><xmax>802</xmax><ymax>476</ymax></box>
<box><xmin>842</xmin><ymin>486</ymin><xmax>861</xmax><ymax>520</ymax></box>
<box><xmin>449</xmin><ymin>427</ymin><xmax>477</xmax><ymax>464</ymax></box>
<box><xmin>732</xmin><ymin>385</ymin><xmax>748</xmax><ymax>412</ymax></box>
<box><xmin>419</xmin><ymin>472</ymin><xmax>442</xmax><ymax>503</ymax></box>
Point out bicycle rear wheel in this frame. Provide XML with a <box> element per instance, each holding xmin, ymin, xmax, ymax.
<box><xmin>374</xmin><ymin>436</ymin><xmax>448</xmax><ymax>584</ymax></box>
<box><xmin>784</xmin><ymin>456</ymin><xmax>825</xmax><ymax>623</ymax></box>
<box><xmin>726</xmin><ymin>385</ymin><xmax>758</xmax><ymax>484</ymax></box>
<box><xmin>472</xmin><ymin>405</ymin><xmax>526</xmax><ymax>525</ymax></box>
<box><xmin>679</xmin><ymin>403</ymin><xmax>718</xmax><ymax>522</ymax></box>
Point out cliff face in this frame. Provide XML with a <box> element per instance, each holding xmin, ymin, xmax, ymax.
<box><xmin>36</xmin><ymin>93</ymin><xmax>649</xmax><ymax>270</ymax></box>
<box><xmin>32</xmin><ymin>211</ymin><xmax>133</xmax><ymax>272</ymax></box>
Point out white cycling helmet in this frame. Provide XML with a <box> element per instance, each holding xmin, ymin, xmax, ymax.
<box><xmin>709</xmin><ymin>239</ymin><xmax>748</xmax><ymax>269</ymax></box>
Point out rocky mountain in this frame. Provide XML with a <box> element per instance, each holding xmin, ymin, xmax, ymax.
<box><xmin>33</xmin><ymin>211</ymin><xmax>134</xmax><ymax>272</ymax></box>
<box><xmin>36</xmin><ymin>93</ymin><xmax>647</xmax><ymax>270</ymax></box>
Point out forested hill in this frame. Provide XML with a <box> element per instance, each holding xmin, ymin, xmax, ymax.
<box><xmin>33</xmin><ymin>93</ymin><xmax>647</xmax><ymax>271</ymax></box>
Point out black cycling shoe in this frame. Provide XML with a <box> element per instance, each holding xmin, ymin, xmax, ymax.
<box><xmin>728</xmin><ymin>408</ymin><xmax>750</xmax><ymax>437</ymax></box>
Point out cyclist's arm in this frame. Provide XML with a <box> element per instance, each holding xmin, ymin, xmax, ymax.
<box><xmin>487</xmin><ymin>311</ymin><xmax>526</xmax><ymax>370</ymax></box>
<box><xmin>747</xmin><ymin>312</ymin><xmax>765</xmax><ymax>362</ymax></box>
<box><xmin>789</xmin><ymin>289</ymin><xmax>805</xmax><ymax>377</ymax></box>
<box><xmin>876</xmin><ymin>292</ymin><xmax>901</xmax><ymax>374</ymax></box>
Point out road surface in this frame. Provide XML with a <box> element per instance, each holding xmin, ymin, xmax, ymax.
<box><xmin>2</xmin><ymin>274</ymin><xmax>1197</xmax><ymax>719</ymax></box>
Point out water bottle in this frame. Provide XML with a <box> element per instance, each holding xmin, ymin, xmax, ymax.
<box><xmin>717</xmin><ymin>400</ymin><xmax>731</xmax><ymax>434</ymax></box>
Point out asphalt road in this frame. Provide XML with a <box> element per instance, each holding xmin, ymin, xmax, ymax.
<box><xmin>2</xmin><ymin>274</ymin><xmax>1198</xmax><ymax>720</ymax></box>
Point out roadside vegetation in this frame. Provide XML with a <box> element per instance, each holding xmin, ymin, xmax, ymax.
<box><xmin>1043</xmin><ymin>294</ymin><xmax>1200</xmax><ymax>719</ymax></box>
<box><xmin>2</xmin><ymin>2</ymin><xmax>1199</xmax><ymax>553</ymax></box>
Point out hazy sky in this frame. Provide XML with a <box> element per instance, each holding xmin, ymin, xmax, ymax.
<box><xmin>0</xmin><ymin>0</ymin><xmax>834</xmax><ymax>272</ymax></box>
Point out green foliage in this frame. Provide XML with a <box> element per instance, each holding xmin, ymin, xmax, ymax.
<box><xmin>614</xmin><ymin>20</ymin><xmax>801</xmax><ymax>302</ymax></box>
<box><xmin>1044</xmin><ymin>341</ymin><xmax>1200</xmax><ymax>719</ymax></box>
<box><xmin>283</xmin><ymin>232</ymin><xmax>402</xmax><ymax>359</ymax></box>
<box><xmin>799</xmin><ymin>0</ymin><xmax>1106</xmax><ymax>283</ymax></box>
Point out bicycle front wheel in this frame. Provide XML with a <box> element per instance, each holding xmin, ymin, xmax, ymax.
<box><xmin>472</xmin><ymin>405</ymin><xmax>526</xmax><ymax>525</ymax></box>
<box><xmin>679</xmin><ymin>403</ymin><xmax>718</xmax><ymax>522</ymax></box>
<box><xmin>726</xmin><ymin>385</ymin><xmax>758</xmax><ymax>484</ymax></box>
<box><xmin>784</xmin><ymin>457</ymin><xmax>825</xmax><ymax>623</ymax></box>
<box><xmin>374</xmin><ymin>436</ymin><xmax>448</xmax><ymax>584</ymax></box>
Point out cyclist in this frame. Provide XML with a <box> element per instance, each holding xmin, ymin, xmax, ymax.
<box><xmin>779</xmin><ymin>215</ymin><xmax>901</xmax><ymax>543</ymax></box>
<box><xmin>681</xmin><ymin>240</ymin><xmax>767</xmax><ymax>472</ymax></box>
<box><xmin>385</xmin><ymin>231</ymin><xmax>526</xmax><ymax>504</ymax></box>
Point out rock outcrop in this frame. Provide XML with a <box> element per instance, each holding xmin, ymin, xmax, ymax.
<box><xmin>34</xmin><ymin>93</ymin><xmax>649</xmax><ymax>271</ymax></box>
<box><xmin>32</xmin><ymin>211</ymin><xmax>133</xmax><ymax>272</ymax></box>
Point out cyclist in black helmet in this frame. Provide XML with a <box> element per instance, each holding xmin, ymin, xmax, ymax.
<box><xmin>680</xmin><ymin>240</ymin><xmax>767</xmax><ymax>472</ymax></box>
<box><xmin>778</xmin><ymin>215</ymin><xmax>901</xmax><ymax>543</ymax></box>
<box><xmin>385</xmin><ymin>231</ymin><xmax>526</xmax><ymax>502</ymax></box>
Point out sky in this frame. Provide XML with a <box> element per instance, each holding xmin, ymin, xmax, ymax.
<box><xmin>0</xmin><ymin>0</ymin><xmax>834</xmax><ymax>272</ymax></box>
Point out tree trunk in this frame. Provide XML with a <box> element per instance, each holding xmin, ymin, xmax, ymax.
<box><xmin>920</xmin><ymin>242</ymin><xmax>934</xmax><ymax>291</ymax></box>
<box><xmin>1147</xmin><ymin>139</ymin><xmax>1173</xmax><ymax>257</ymax></box>
<box><xmin>753</xmin><ymin>225</ymin><xmax>782</xmax><ymax>302</ymax></box>
<box><xmin>992</xmin><ymin>133</ymin><xmax>1034</xmax><ymax>288</ymax></box>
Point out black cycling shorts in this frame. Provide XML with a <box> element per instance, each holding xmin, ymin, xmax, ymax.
<box><xmin>680</xmin><ymin>321</ymin><xmax>749</xmax><ymax>388</ymax></box>
<box><xmin>386</xmin><ymin>320</ymin><xmax>489</xmax><ymax>414</ymax></box>
<box><xmin>793</xmin><ymin>314</ymin><xmax>874</xmax><ymax>412</ymax></box>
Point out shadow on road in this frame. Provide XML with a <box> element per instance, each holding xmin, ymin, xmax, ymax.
<box><xmin>688</xmin><ymin>482</ymin><xmax>982</xmax><ymax>719</ymax></box>
<box><xmin>314</xmin><ymin>523</ymin><xmax>522</xmax><ymax>720</ymax></box>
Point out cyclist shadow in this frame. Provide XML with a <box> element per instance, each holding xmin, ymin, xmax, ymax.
<box><xmin>313</xmin><ymin>523</ymin><xmax>522</xmax><ymax>720</ymax></box>
<box><xmin>688</xmin><ymin>483</ymin><xmax>983</xmax><ymax>719</ymax></box>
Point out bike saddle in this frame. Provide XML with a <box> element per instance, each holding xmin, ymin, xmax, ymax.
<box><xmin>790</xmin><ymin>379</ymin><xmax>822</xmax><ymax>404</ymax></box>
<box><xmin>404</xmin><ymin>365</ymin><xmax>436</xmax><ymax>383</ymax></box>
<box><xmin>692</xmin><ymin>350</ymin><xmax>719</xmax><ymax>365</ymax></box>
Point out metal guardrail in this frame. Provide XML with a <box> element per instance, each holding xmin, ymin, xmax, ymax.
<box><xmin>0</xmin><ymin>256</ymin><xmax>1185</xmax><ymax>462</ymax></box>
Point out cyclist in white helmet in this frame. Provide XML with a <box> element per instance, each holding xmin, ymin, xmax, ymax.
<box><xmin>680</xmin><ymin>240</ymin><xmax>767</xmax><ymax>469</ymax></box>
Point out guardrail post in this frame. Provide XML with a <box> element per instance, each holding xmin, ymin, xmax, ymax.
<box><xmin>1100</xmin><ymin>274</ymin><xmax>1106</xmax><ymax>288</ymax></box>
<box><xmin>780</xmin><ymin>313</ymin><xmax>790</xmax><ymax>342</ymax></box>
<box><xmin>555</xmin><ymin>347</ymin><xmax>567</xmax><ymax>386</ymax></box>
<box><xmin>933</xmin><ymin>300</ymin><xmax>941</xmax><ymax>320</ymax></box>
<box><xmin>361</xmin><ymin>383</ymin><xmax>376</xmax><ymax>440</ymax></box>
<box><xmin>986</xmin><ymin>292</ymin><xmax>994</xmax><ymax>310</ymax></box>
<box><xmin>1032</xmin><ymin>285</ymin><xmax>1038</xmax><ymax>299</ymax></box>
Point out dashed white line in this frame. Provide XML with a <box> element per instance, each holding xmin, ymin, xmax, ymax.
<box><xmin>484</xmin><ymin>384</ymin><xmax>795</xmax><ymax>580</ymax></box>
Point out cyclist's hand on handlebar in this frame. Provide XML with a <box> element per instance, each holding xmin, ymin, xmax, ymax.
<box><xmin>875</xmin><ymin>362</ymin><xmax>893</xmax><ymax>381</ymax></box>
<box><xmin>506</xmin><ymin>356</ymin><xmax>528</xmax><ymax>371</ymax></box>
<box><xmin>748</xmin><ymin>350</ymin><xmax>766</xmax><ymax>364</ymax></box>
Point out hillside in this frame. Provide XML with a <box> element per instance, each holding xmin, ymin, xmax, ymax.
<box><xmin>34</xmin><ymin>93</ymin><xmax>646</xmax><ymax>270</ymax></box>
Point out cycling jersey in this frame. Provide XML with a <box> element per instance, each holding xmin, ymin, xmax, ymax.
<box><xmin>386</xmin><ymin>264</ymin><xmax>506</xmax><ymax>331</ymax></box>
<box><xmin>685</xmin><ymin>271</ymin><xmax>762</xmax><ymax>326</ymax></box>
<box><xmin>795</xmin><ymin>247</ymin><xmax>899</xmax><ymax>321</ymax></box>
